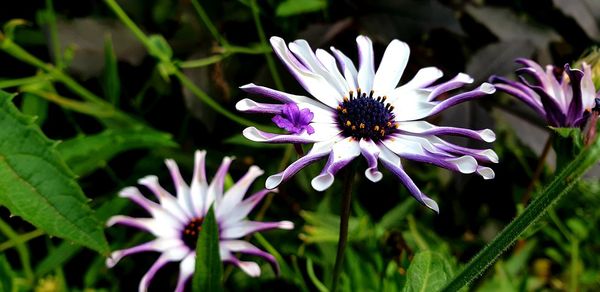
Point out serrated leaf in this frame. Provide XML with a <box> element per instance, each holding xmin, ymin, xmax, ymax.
<box><xmin>57</xmin><ymin>128</ymin><xmax>176</xmax><ymax>177</ymax></box>
<box><xmin>0</xmin><ymin>91</ymin><xmax>109</xmax><ymax>254</ymax></box>
<box><xmin>276</xmin><ymin>0</ymin><xmax>327</xmax><ymax>17</ymax></box>
<box><xmin>192</xmin><ymin>206</ymin><xmax>223</xmax><ymax>292</ymax></box>
<box><xmin>403</xmin><ymin>251</ymin><xmax>454</xmax><ymax>292</ymax></box>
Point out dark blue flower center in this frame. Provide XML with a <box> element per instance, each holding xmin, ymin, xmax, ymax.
<box><xmin>337</xmin><ymin>89</ymin><xmax>398</xmax><ymax>141</ymax></box>
<box><xmin>181</xmin><ymin>217</ymin><xmax>204</xmax><ymax>249</ymax></box>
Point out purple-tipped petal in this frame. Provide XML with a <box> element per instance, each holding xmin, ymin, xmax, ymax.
<box><xmin>398</xmin><ymin>67</ymin><xmax>443</xmax><ymax>91</ymax></box>
<box><xmin>220</xmin><ymin>189</ymin><xmax>273</xmax><ymax>227</ymax></box>
<box><xmin>270</xmin><ymin>37</ymin><xmax>342</xmax><ymax>108</ymax></box>
<box><xmin>242</xmin><ymin>126</ymin><xmax>341</xmax><ymax>144</ymax></box>
<box><xmin>138</xmin><ymin>175</ymin><xmax>189</xmax><ymax>223</ymax></box>
<box><xmin>398</xmin><ymin>121</ymin><xmax>496</xmax><ymax>142</ymax></box>
<box><xmin>106</xmin><ymin>238</ymin><xmax>183</xmax><ymax>268</ymax></box>
<box><xmin>378</xmin><ymin>147</ymin><xmax>439</xmax><ymax>213</ymax></box>
<box><xmin>207</xmin><ymin>156</ymin><xmax>234</xmax><ymax>211</ymax></box>
<box><xmin>427</xmin><ymin>73</ymin><xmax>473</xmax><ymax>101</ymax></box>
<box><xmin>236</xmin><ymin>99</ymin><xmax>285</xmax><ymax>114</ymax></box>
<box><xmin>265</xmin><ymin>139</ymin><xmax>337</xmax><ymax>189</ymax></box>
<box><xmin>190</xmin><ymin>150</ymin><xmax>209</xmax><ymax>218</ymax></box>
<box><xmin>174</xmin><ymin>253</ymin><xmax>195</xmax><ymax>292</ymax></box>
<box><xmin>330</xmin><ymin>46</ymin><xmax>358</xmax><ymax>89</ymax></box>
<box><xmin>221</xmin><ymin>221</ymin><xmax>294</xmax><ymax>239</ymax></box>
<box><xmin>359</xmin><ymin>139</ymin><xmax>383</xmax><ymax>182</ymax></box>
<box><xmin>490</xmin><ymin>76</ymin><xmax>546</xmax><ymax>117</ymax></box>
<box><xmin>106</xmin><ymin>216</ymin><xmax>178</xmax><ymax>238</ymax></box>
<box><xmin>311</xmin><ymin>137</ymin><xmax>360</xmax><ymax>191</ymax></box>
<box><xmin>289</xmin><ymin>40</ymin><xmax>347</xmax><ymax>96</ymax></box>
<box><xmin>428</xmin><ymin>83</ymin><xmax>496</xmax><ymax>117</ymax></box>
<box><xmin>221</xmin><ymin>240</ymin><xmax>280</xmax><ymax>275</ymax></box>
<box><xmin>165</xmin><ymin>159</ymin><xmax>194</xmax><ymax>218</ymax></box>
<box><xmin>564</xmin><ymin>64</ymin><xmax>585</xmax><ymax>126</ymax></box>
<box><xmin>139</xmin><ymin>255</ymin><xmax>173</xmax><ymax>292</ymax></box>
<box><xmin>217</xmin><ymin>166</ymin><xmax>264</xmax><ymax>218</ymax></box>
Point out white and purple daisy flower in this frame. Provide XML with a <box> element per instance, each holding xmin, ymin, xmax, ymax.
<box><xmin>236</xmin><ymin>35</ymin><xmax>498</xmax><ymax>213</ymax></box>
<box><xmin>491</xmin><ymin>58</ymin><xmax>600</xmax><ymax>128</ymax></box>
<box><xmin>106</xmin><ymin>150</ymin><xmax>294</xmax><ymax>292</ymax></box>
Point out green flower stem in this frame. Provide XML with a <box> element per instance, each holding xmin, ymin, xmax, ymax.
<box><xmin>174</xmin><ymin>70</ymin><xmax>276</xmax><ymax>130</ymax></box>
<box><xmin>249</xmin><ymin>0</ymin><xmax>284</xmax><ymax>91</ymax></box>
<box><xmin>104</xmin><ymin>0</ymin><xmax>275</xmax><ymax>130</ymax></box>
<box><xmin>179</xmin><ymin>54</ymin><xmax>228</xmax><ymax>69</ymax></box>
<box><xmin>0</xmin><ymin>218</ymin><xmax>34</xmax><ymax>282</ymax></box>
<box><xmin>191</xmin><ymin>0</ymin><xmax>229</xmax><ymax>46</ymax></box>
<box><xmin>0</xmin><ymin>229</ymin><xmax>45</xmax><ymax>252</ymax></box>
<box><xmin>442</xmin><ymin>137</ymin><xmax>600</xmax><ymax>292</ymax></box>
<box><xmin>0</xmin><ymin>36</ymin><xmax>104</xmax><ymax>105</ymax></box>
<box><xmin>0</xmin><ymin>75</ymin><xmax>51</xmax><ymax>89</ymax></box>
<box><xmin>45</xmin><ymin>0</ymin><xmax>62</xmax><ymax>68</ymax></box>
<box><xmin>331</xmin><ymin>166</ymin><xmax>355</xmax><ymax>292</ymax></box>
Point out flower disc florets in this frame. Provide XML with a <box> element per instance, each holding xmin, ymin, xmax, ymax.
<box><xmin>337</xmin><ymin>89</ymin><xmax>397</xmax><ymax>141</ymax></box>
<box><xmin>181</xmin><ymin>217</ymin><xmax>204</xmax><ymax>249</ymax></box>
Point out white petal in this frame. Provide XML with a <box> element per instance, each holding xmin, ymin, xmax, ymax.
<box><xmin>316</xmin><ymin>48</ymin><xmax>350</xmax><ymax>93</ymax></box>
<box><xmin>311</xmin><ymin>137</ymin><xmax>361</xmax><ymax>191</ymax></box>
<box><xmin>106</xmin><ymin>238</ymin><xmax>184</xmax><ymax>268</ymax></box>
<box><xmin>265</xmin><ymin>138</ymin><xmax>338</xmax><ymax>189</ymax></box>
<box><xmin>477</xmin><ymin>166</ymin><xmax>495</xmax><ymax>179</ymax></box>
<box><xmin>398</xmin><ymin>67</ymin><xmax>443</xmax><ymax>91</ymax></box>
<box><xmin>106</xmin><ymin>215</ymin><xmax>179</xmax><ymax>238</ymax></box>
<box><xmin>373</xmin><ymin>39</ymin><xmax>410</xmax><ymax>93</ymax></box>
<box><xmin>190</xmin><ymin>150</ymin><xmax>209</xmax><ymax>218</ymax></box>
<box><xmin>206</xmin><ymin>156</ymin><xmax>233</xmax><ymax>211</ymax></box>
<box><xmin>288</xmin><ymin>40</ymin><xmax>347</xmax><ymax>97</ymax></box>
<box><xmin>331</xmin><ymin>46</ymin><xmax>358</xmax><ymax>90</ymax></box>
<box><xmin>138</xmin><ymin>175</ymin><xmax>189</xmax><ymax>223</ymax></box>
<box><xmin>242</xmin><ymin>125</ymin><xmax>341</xmax><ymax>144</ymax></box>
<box><xmin>270</xmin><ymin>36</ymin><xmax>342</xmax><ymax>108</ymax></box>
<box><xmin>356</xmin><ymin>35</ymin><xmax>375</xmax><ymax>93</ymax></box>
<box><xmin>390</xmin><ymin>89</ymin><xmax>435</xmax><ymax>121</ymax></box>
<box><xmin>165</xmin><ymin>159</ymin><xmax>194</xmax><ymax>218</ymax></box>
<box><xmin>217</xmin><ymin>166</ymin><xmax>263</xmax><ymax>218</ymax></box>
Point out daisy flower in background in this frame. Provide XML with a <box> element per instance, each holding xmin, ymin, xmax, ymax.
<box><xmin>106</xmin><ymin>150</ymin><xmax>293</xmax><ymax>292</ymax></box>
<box><xmin>236</xmin><ymin>35</ymin><xmax>498</xmax><ymax>213</ymax></box>
<box><xmin>491</xmin><ymin>58</ymin><xmax>600</xmax><ymax>128</ymax></box>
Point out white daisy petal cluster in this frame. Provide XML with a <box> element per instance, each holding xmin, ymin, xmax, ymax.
<box><xmin>106</xmin><ymin>150</ymin><xmax>293</xmax><ymax>292</ymax></box>
<box><xmin>237</xmin><ymin>35</ymin><xmax>498</xmax><ymax>212</ymax></box>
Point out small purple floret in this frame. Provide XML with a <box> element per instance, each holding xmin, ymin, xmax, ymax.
<box><xmin>272</xmin><ymin>103</ymin><xmax>315</xmax><ymax>135</ymax></box>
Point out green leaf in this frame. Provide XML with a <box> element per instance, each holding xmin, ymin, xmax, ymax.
<box><xmin>0</xmin><ymin>91</ymin><xmax>109</xmax><ymax>254</ymax></box>
<box><xmin>20</xmin><ymin>92</ymin><xmax>48</xmax><ymax>126</ymax></box>
<box><xmin>35</xmin><ymin>196</ymin><xmax>129</xmax><ymax>277</ymax></box>
<box><xmin>148</xmin><ymin>34</ymin><xmax>173</xmax><ymax>61</ymax></box>
<box><xmin>275</xmin><ymin>0</ymin><xmax>327</xmax><ymax>17</ymax></box>
<box><xmin>102</xmin><ymin>34</ymin><xmax>121</xmax><ymax>106</ymax></box>
<box><xmin>58</xmin><ymin>127</ymin><xmax>176</xmax><ymax>177</ymax></box>
<box><xmin>192</xmin><ymin>206</ymin><xmax>223</xmax><ymax>292</ymax></box>
<box><xmin>403</xmin><ymin>251</ymin><xmax>454</xmax><ymax>292</ymax></box>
